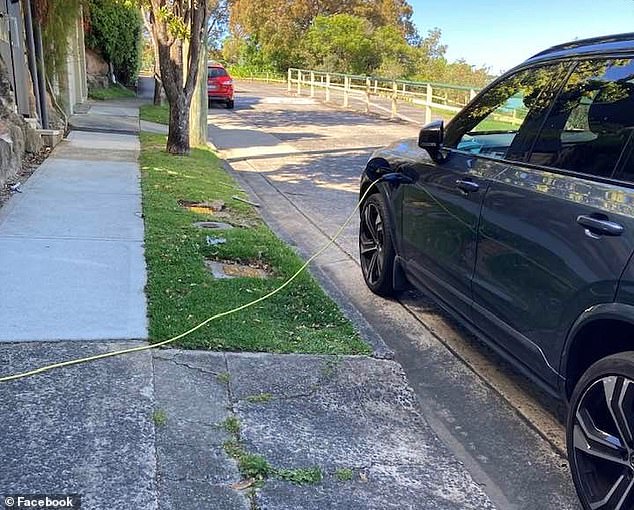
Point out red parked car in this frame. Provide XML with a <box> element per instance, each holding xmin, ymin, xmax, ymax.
<box><xmin>207</xmin><ymin>63</ymin><xmax>234</xmax><ymax>109</ymax></box>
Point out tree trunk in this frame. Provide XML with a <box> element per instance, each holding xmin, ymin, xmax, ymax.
<box><xmin>187</xmin><ymin>37</ymin><xmax>207</xmax><ymax>147</ymax></box>
<box><xmin>167</xmin><ymin>95</ymin><xmax>190</xmax><ymax>155</ymax></box>
<box><xmin>153</xmin><ymin>76</ymin><xmax>162</xmax><ymax>105</ymax></box>
<box><xmin>149</xmin><ymin>0</ymin><xmax>208</xmax><ymax>155</ymax></box>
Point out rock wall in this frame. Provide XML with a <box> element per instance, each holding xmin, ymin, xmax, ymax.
<box><xmin>86</xmin><ymin>47</ymin><xmax>110</xmax><ymax>90</ymax></box>
<box><xmin>0</xmin><ymin>54</ymin><xmax>42</xmax><ymax>188</ymax></box>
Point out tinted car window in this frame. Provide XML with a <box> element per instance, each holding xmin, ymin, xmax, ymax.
<box><xmin>209</xmin><ymin>67</ymin><xmax>228</xmax><ymax>78</ymax></box>
<box><xmin>529</xmin><ymin>58</ymin><xmax>634</xmax><ymax>178</ymax></box>
<box><xmin>445</xmin><ymin>63</ymin><xmax>568</xmax><ymax>161</ymax></box>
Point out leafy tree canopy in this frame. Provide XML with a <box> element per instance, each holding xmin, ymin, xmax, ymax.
<box><xmin>85</xmin><ymin>0</ymin><xmax>143</xmax><ymax>86</ymax></box>
<box><xmin>223</xmin><ymin>0</ymin><xmax>492</xmax><ymax>87</ymax></box>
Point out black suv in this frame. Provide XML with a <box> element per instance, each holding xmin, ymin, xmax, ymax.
<box><xmin>358</xmin><ymin>33</ymin><xmax>634</xmax><ymax>509</ymax></box>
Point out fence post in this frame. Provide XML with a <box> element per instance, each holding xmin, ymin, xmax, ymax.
<box><xmin>310</xmin><ymin>71</ymin><xmax>315</xmax><ymax>98</ymax></box>
<box><xmin>297</xmin><ymin>70</ymin><xmax>302</xmax><ymax>95</ymax></box>
<box><xmin>365</xmin><ymin>77</ymin><xmax>371</xmax><ymax>113</ymax></box>
<box><xmin>470</xmin><ymin>88</ymin><xmax>477</xmax><ymax>101</ymax></box>
<box><xmin>266</xmin><ymin>72</ymin><xmax>270</xmax><ymax>84</ymax></box>
<box><xmin>425</xmin><ymin>83</ymin><xmax>433</xmax><ymax>124</ymax></box>
<box><xmin>325</xmin><ymin>73</ymin><xmax>331</xmax><ymax>102</ymax></box>
<box><xmin>374</xmin><ymin>79</ymin><xmax>378</xmax><ymax>94</ymax></box>
<box><xmin>391</xmin><ymin>80</ymin><xmax>398</xmax><ymax>119</ymax></box>
<box><xmin>343</xmin><ymin>75</ymin><xmax>349</xmax><ymax>108</ymax></box>
<box><xmin>287</xmin><ymin>69</ymin><xmax>292</xmax><ymax>92</ymax></box>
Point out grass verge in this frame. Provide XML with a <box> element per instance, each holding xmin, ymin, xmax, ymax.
<box><xmin>89</xmin><ymin>83</ymin><xmax>136</xmax><ymax>100</ymax></box>
<box><xmin>140</xmin><ymin>104</ymin><xmax>169</xmax><ymax>125</ymax></box>
<box><xmin>139</xmin><ymin>132</ymin><xmax>369</xmax><ymax>354</ymax></box>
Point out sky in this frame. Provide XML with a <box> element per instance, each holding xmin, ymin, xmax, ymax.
<box><xmin>409</xmin><ymin>0</ymin><xmax>634</xmax><ymax>74</ymax></box>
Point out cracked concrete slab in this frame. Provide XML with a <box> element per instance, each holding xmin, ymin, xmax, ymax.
<box><xmin>152</xmin><ymin>350</ymin><xmax>248</xmax><ymax>510</ymax></box>
<box><xmin>0</xmin><ymin>342</ymin><xmax>157</xmax><ymax>510</ymax></box>
<box><xmin>152</xmin><ymin>350</ymin><xmax>495</xmax><ymax>509</ymax></box>
<box><xmin>228</xmin><ymin>353</ymin><xmax>495</xmax><ymax>509</ymax></box>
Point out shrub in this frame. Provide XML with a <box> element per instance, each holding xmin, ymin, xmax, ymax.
<box><xmin>85</xmin><ymin>0</ymin><xmax>142</xmax><ymax>86</ymax></box>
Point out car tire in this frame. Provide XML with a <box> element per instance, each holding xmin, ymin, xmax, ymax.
<box><xmin>567</xmin><ymin>352</ymin><xmax>634</xmax><ymax>510</ymax></box>
<box><xmin>226</xmin><ymin>100</ymin><xmax>234</xmax><ymax>109</ymax></box>
<box><xmin>359</xmin><ymin>193</ymin><xmax>396</xmax><ymax>296</ymax></box>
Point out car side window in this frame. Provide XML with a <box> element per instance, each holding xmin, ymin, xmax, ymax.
<box><xmin>444</xmin><ymin>63</ymin><xmax>569</xmax><ymax>161</ymax></box>
<box><xmin>529</xmin><ymin>58</ymin><xmax>634</xmax><ymax>178</ymax></box>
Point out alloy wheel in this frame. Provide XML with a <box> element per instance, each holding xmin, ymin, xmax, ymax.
<box><xmin>572</xmin><ymin>375</ymin><xmax>634</xmax><ymax>509</ymax></box>
<box><xmin>359</xmin><ymin>201</ymin><xmax>385</xmax><ymax>286</ymax></box>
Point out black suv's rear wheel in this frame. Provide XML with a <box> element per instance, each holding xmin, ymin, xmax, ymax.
<box><xmin>359</xmin><ymin>193</ymin><xmax>395</xmax><ymax>296</ymax></box>
<box><xmin>568</xmin><ymin>353</ymin><xmax>634</xmax><ymax>510</ymax></box>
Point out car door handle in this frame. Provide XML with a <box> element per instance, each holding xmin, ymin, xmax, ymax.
<box><xmin>576</xmin><ymin>215</ymin><xmax>624</xmax><ymax>237</ymax></box>
<box><xmin>455</xmin><ymin>179</ymin><xmax>480</xmax><ymax>193</ymax></box>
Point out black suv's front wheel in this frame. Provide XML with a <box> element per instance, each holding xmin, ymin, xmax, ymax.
<box><xmin>359</xmin><ymin>193</ymin><xmax>395</xmax><ymax>296</ymax></box>
<box><xmin>568</xmin><ymin>353</ymin><xmax>634</xmax><ymax>510</ymax></box>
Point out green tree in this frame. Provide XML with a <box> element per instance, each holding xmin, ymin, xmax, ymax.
<box><xmin>302</xmin><ymin>14</ymin><xmax>378</xmax><ymax>74</ymax></box>
<box><xmin>228</xmin><ymin>0</ymin><xmax>418</xmax><ymax>73</ymax></box>
<box><xmin>144</xmin><ymin>0</ymin><xmax>209</xmax><ymax>154</ymax></box>
<box><xmin>85</xmin><ymin>0</ymin><xmax>143</xmax><ymax>86</ymax></box>
<box><xmin>373</xmin><ymin>25</ymin><xmax>416</xmax><ymax>78</ymax></box>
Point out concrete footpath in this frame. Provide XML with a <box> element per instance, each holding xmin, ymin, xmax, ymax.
<box><xmin>0</xmin><ymin>101</ymin><xmax>157</xmax><ymax>509</ymax></box>
<box><xmin>0</xmin><ymin>97</ymin><xmax>496</xmax><ymax>509</ymax></box>
<box><xmin>0</xmin><ymin>103</ymin><xmax>147</xmax><ymax>341</ymax></box>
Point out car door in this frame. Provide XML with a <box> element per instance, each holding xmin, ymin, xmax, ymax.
<box><xmin>470</xmin><ymin>57</ymin><xmax>634</xmax><ymax>388</ymax></box>
<box><xmin>401</xmin><ymin>62</ymin><xmax>568</xmax><ymax>321</ymax></box>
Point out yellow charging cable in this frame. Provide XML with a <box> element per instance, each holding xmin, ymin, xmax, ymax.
<box><xmin>0</xmin><ymin>179</ymin><xmax>381</xmax><ymax>383</ymax></box>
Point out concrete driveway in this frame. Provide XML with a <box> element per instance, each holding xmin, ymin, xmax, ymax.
<box><xmin>208</xmin><ymin>80</ymin><xmax>582</xmax><ymax>509</ymax></box>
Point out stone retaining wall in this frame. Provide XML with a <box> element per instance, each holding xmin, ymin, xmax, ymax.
<box><xmin>0</xmin><ymin>55</ymin><xmax>41</xmax><ymax>188</ymax></box>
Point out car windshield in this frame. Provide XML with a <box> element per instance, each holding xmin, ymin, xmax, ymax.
<box><xmin>208</xmin><ymin>67</ymin><xmax>228</xmax><ymax>78</ymax></box>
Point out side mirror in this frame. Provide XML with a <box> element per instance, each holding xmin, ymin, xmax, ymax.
<box><xmin>418</xmin><ymin>120</ymin><xmax>444</xmax><ymax>161</ymax></box>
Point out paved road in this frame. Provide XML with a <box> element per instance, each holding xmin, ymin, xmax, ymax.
<box><xmin>209</xmin><ymin>80</ymin><xmax>582</xmax><ymax>509</ymax></box>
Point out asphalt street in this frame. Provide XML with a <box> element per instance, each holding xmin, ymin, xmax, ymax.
<box><xmin>208</xmin><ymin>80</ymin><xmax>583</xmax><ymax>509</ymax></box>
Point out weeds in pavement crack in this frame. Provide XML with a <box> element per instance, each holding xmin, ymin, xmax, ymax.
<box><xmin>217</xmin><ymin>371</ymin><xmax>231</xmax><ymax>385</ymax></box>
<box><xmin>152</xmin><ymin>409</ymin><xmax>168</xmax><ymax>427</ymax></box>
<box><xmin>244</xmin><ymin>392</ymin><xmax>273</xmax><ymax>404</ymax></box>
<box><xmin>222</xmin><ymin>414</ymin><xmax>324</xmax><ymax>490</ymax></box>
<box><xmin>335</xmin><ymin>467</ymin><xmax>354</xmax><ymax>481</ymax></box>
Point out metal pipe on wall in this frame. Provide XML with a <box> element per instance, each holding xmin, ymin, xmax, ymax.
<box><xmin>30</xmin><ymin>0</ymin><xmax>48</xmax><ymax>129</ymax></box>
<box><xmin>22</xmin><ymin>0</ymin><xmax>41</xmax><ymax>124</ymax></box>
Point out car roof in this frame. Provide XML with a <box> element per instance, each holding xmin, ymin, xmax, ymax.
<box><xmin>207</xmin><ymin>62</ymin><xmax>226</xmax><ymax>68</ymax></box>
<box><xmin>525</xmin><ymin>32</ymin><xmax>634</xmax><ymax>66</ymax></box>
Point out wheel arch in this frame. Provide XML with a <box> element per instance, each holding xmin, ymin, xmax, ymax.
<box><xmin>360</xmin><ymin>157</ymin><xmax>409</xmax><ymax>291</ymax></box>
<box><xmin>562</xmin><ymin>303</ymin><xmax>634</xmax><ymax>399</ymax></box>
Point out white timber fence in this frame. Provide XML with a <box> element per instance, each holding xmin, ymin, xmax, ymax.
<box><xmin>286</xmin><ymin>68</ymin><xmax>482</xmax><ymax>124</ymax></box>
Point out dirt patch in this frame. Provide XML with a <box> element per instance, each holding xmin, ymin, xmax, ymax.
<box><xmin>179</xmin><ymin>199</ymin><xmax>225</xmax><ymax>215</ymax></box>
<box><xmin>205</xmin><ymin>259</ymin><xmax>272</xmax><ymax>279</ymax></box>
<box><xmin>0</xmin><ymin>146</ymin><xmax>52</xmax><ymax>211</ymax></box>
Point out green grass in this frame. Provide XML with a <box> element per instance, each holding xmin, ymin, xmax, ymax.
<box><xmin>224</xmin><ymin>441</ymin><xmax>273</xmax><ymax>480</ymax></box>
<box><xmin>223</xmin><ymin>416</ymin><xmax>241</xmax><ymax>435</ymax></box>
<box><xmin>335</xmin><ymin>467</ymin><xmax>354</xmax><ymax>481</ymax></box>
<box><xmin>89</xmin><ymin>83</ymin><xmax>136</xmax><ymax>100</ymax></box>
<box><xmin>216</xmin><ymin>371</ymin><xmax>231</xmax><ymax>384</ymax></box>
<box><xmin>276</xmin><ymin>467</ymin><xmax>323</xmax><ymax>485</ymax></box>
<box><xmin>152</xmin><ymin>409</ymin><xmax>167</xmax><ymax>427</ymax></box>
<box><xmin>140</xmin><ymin>104</ymin><xmax>170</xmax><ymax>125</ymax></box>
<box><xmin>245</xmin><ymin>392</ymin><xmax>273</xmax><ymax>404</ymax></box>
<box><xmin>140</xmin><ymin>132</ymin><xmax>369</xmax><ymax>354</ymax></box>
